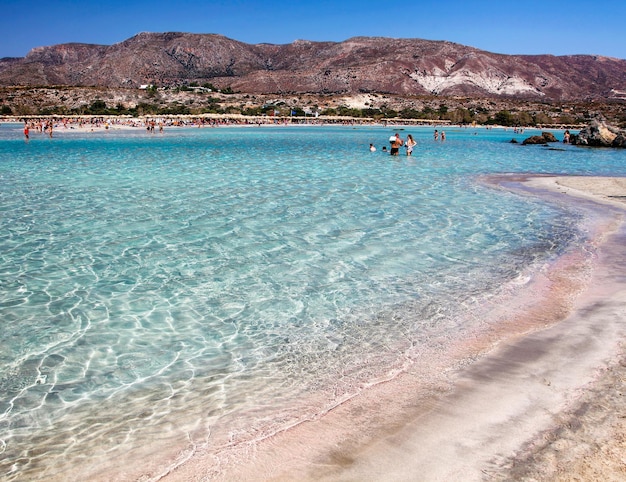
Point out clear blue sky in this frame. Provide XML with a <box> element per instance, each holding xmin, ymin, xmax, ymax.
<box><xmin>2</xmin><ymin>0</ymin><xmax>626</xmax><ymax>59</ymax></box>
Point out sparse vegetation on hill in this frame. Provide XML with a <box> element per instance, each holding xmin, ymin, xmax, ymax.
<box><xmin>1</xmin><ymin>86</ymin><xmax>624</xmax><ymax>128</ymax></box>
<box><xmin>2</xmin><ymin>33</ymin><xmax>626</xmax><ymax>102</ymax></box>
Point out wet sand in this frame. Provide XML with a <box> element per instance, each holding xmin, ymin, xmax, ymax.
<box><xmin>164</xmin><ymin>176</ymin><xmax>626</xmax><ymax>482</ymax></box>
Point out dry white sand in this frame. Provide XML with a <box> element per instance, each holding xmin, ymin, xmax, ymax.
<box><xmin>160</xmin><ymin>176</ymin><xmax>626</xmax><ymax>482</ymax></box>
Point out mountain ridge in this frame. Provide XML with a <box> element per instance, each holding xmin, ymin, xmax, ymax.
<box><xmin>1</xmin><ymin>32</ymin><xmax>625</xmax><ymax>101</ymax></box>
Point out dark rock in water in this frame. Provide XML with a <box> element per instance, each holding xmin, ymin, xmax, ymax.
<box><xmin>510</xmin><ymin>138</ymin><xmax>518</xmax><ymax>143</ymax></box>
<box><xmin>541</xmin><ymin>132</ymin><xmax>558</xmax><ymax>142</ymax></box>
<box><xmin>522</xmin><ymin>131</ymin><xmax>558</xmax><ymax>145</ymax></box>
<box><xmin>612</xmin><ymin>132</ymin><xmax>626</xmax><ymax>148</ymax></box>
<box><xmin>573</xmin><ymin>119</ymin><xmax>626</xmax><ymax>148</ymax></box>
<box><xmin>522</xmin><ymin>135</ymin><xmax>548</xmax><ymax>145</ymax></box>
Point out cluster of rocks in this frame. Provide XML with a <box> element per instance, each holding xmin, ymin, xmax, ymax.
<box><xmin>521</xmin><ymin>132</ymin><xmax>559</xmax><ymax>145</ymax></box>
<box><xmin>571</xmin><ymin>119</ymin><xmax>626</xmax><ymax>147</ymax></box>
<box><xmin>519</xmin><ymin>120</ymin><xmax>626</xmax><ymax>148</ymax></box>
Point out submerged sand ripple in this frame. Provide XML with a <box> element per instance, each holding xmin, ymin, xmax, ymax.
<box><xmin>167</xmin><ymin>175</ymin><xmax>626</xmax><ymax>482</ymax></box>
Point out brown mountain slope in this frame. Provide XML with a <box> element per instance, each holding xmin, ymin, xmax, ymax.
<box><xmin>1</xmin><ymin>32</ymin><xmax>625</xmax><ymax>101</ymax></box>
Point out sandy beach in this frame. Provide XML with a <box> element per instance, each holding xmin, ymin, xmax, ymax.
<box><xmin>163</xmin><ymin>175</ymin><xmax>626</xmax><ymax>482</ymax></box>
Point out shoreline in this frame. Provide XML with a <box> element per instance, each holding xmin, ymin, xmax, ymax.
<box><xmin>163</xmin><ymin>175</ymin><xmax>626</xmax><ymax>481</ymax></box>
<box><xmin>1</xmin><ymin>116</ymin><xmax>575</xmax><ymax>133</ymax></box>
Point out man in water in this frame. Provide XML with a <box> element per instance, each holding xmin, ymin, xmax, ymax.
<box><xmin>390</xmin><ymin>133</ymin><xmax>403</xmax><ymax>156</ymax></box>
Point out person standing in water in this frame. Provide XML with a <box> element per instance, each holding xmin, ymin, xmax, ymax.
<box><xmin>405</xmin><ymin>134</ymin><xmax>417</xmax><ymax>155</ymax></box>
<box><xmin>390</xmin><ymin>133</ymin><xmax>403</xmax><ymax>156</ymax></box>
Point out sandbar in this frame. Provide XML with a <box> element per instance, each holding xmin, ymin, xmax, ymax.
<box><xmin>162</xmin><ymin>175</ymin><xmax>626</xmax><ymax>482</ymax></box>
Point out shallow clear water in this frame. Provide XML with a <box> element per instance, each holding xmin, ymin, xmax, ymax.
<box><xmin>1</xmin><ymin>123</ymin><xmax>625</xmax><ymax>479</ymax></box>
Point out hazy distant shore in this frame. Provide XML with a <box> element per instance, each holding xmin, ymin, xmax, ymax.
<box><xmin>1</xmin><ymin>115</ymin><xmax>579</xmax><ymax>135</ymax></box>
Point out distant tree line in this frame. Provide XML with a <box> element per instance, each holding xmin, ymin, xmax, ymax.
<box><xmin>0</xmin><ymin>100</ymin><xmax>590</xmax><ymax>126</ymax></box>
<box><xmin>2</xmin><ymin>86</ymin><xmax>618</xmax><ymax>126</ymax></box>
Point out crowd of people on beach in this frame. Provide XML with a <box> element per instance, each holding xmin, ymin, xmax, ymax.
<box><xmin>369</xmin><ymin>129</ymin><xmax>446</xmax><ymax>155</ymax></box>
<box><xmin>10</xmin><ymin>115</ymin><xmax>441</xmax><ymax>138</ymax></box>
<box><xmin>13</xmin><ymin>115</ymin><xmax>455</xmax><ymax>144</ymax></box>
<box><xmin>17</xmin><ymin>116</ymin><xmax>247</xmax><ymax>139</ymax></box>
<box><xmin>22</xmin><ymin>119</ymin><xmax>55</xmax><ymax>138</ymax></box>
<box><xmin>20</xmin><ymin>117</ymin><xmax>140</xmax><ymax>138</ymax></box>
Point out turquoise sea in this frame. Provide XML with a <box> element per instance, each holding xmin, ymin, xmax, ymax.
<box><xmin>1</xmin><ymin>123</ymin><xmax>625</xmax><ymax>480</ymax></box>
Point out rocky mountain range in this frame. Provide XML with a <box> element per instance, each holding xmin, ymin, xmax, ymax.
<box><xmin>1</xmin><ymin>32</ymin><xmax>625</xmax><ymax>101</ymax></box>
